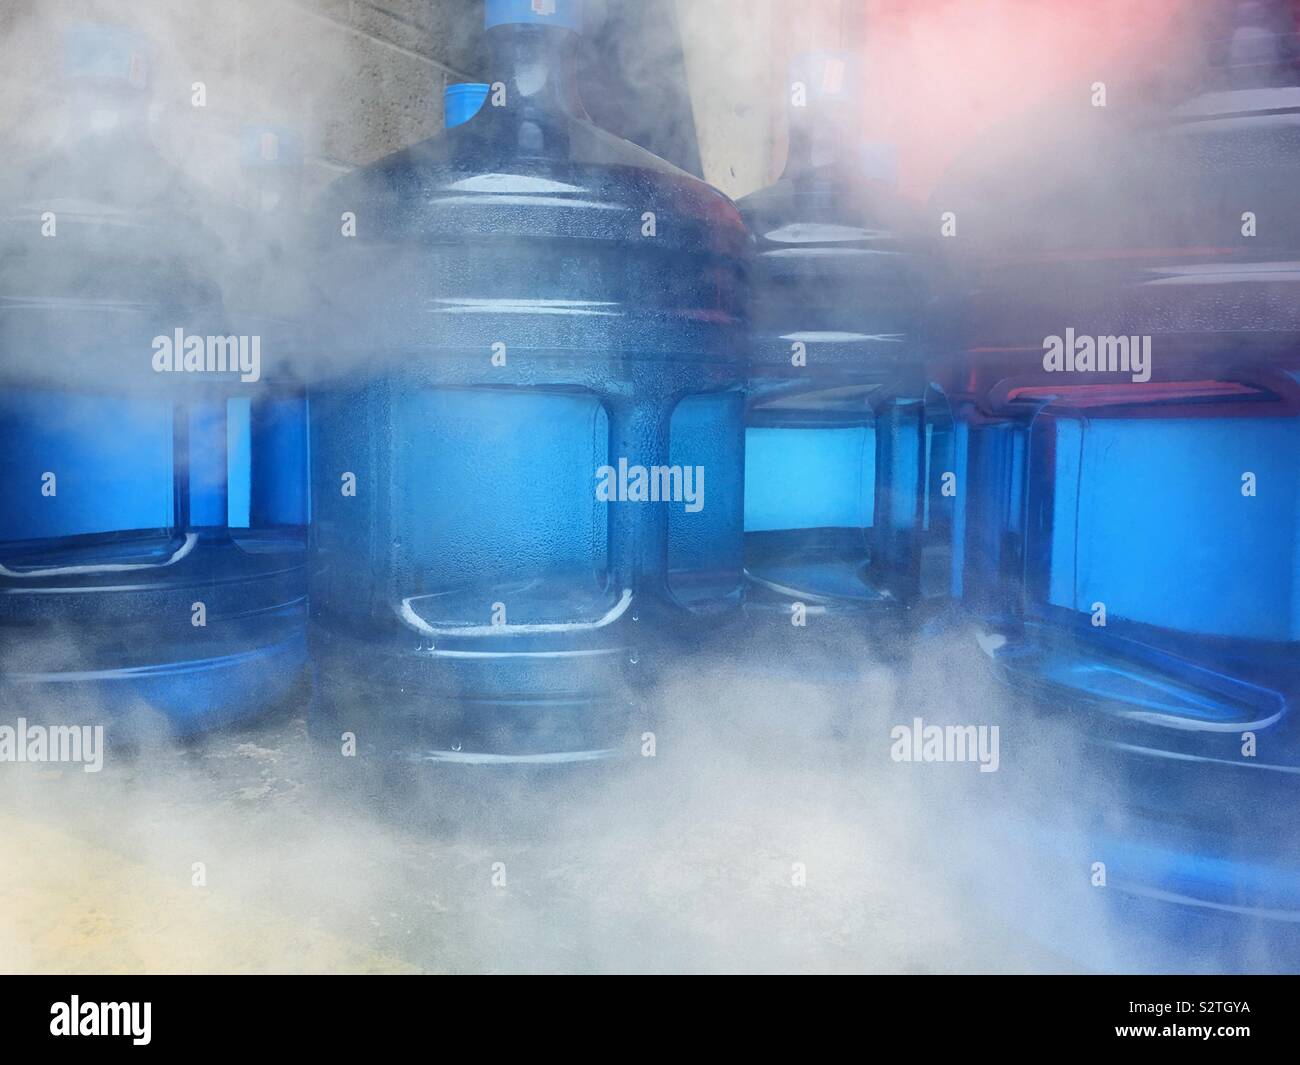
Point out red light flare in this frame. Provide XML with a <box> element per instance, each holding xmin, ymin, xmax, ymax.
<box><xmin>855</xmin><ymin>0</ymin><xmax>1198</xmax><ymax>197</ymax></box>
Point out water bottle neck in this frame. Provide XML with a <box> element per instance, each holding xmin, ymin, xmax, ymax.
<box><xmin>246</xmin><ymin>172</ymin><xmax>300</xmax><ymax>215</ymax></box>
<box><xmin>1221</xmin><ymin>0</ymin><xmax>1300</xmax><ymax>89</ymax></box>
<box><xmin>782</xmin><ymin>102</ymin><xmax>859</xmax><ymax>181</ymax></box>
<box><xmin>486</xmin><ymin>23</ymin><xmax>588</xmax><ymax>121</ymax></box>
<box><xmin>65</xmin><ymin>82</ymin><xmax>150</xmax><ymax>143</ymax></box>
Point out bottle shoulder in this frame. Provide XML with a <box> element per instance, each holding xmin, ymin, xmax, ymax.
<box><xmin>933</xmin><ymin>89</ymin><xmax>1300</xmax><ymax>264</ymax></box>
<box><xmin>3</xmin><ymin>135</ymin><xmax>202</xmax><ymax>217</ymax></box>
<box><xmin>738</xmin><ymin>169</ymin><xmax>923</xmax><ymax>246</ymax></box>
<box><xmin>0</xmin><ymin>134</ymin><xmax>225</xmax><ymax>322</ymax></box>
<box><xmin>319</xmin><ymin>118</ymin><xmax>748</xmax><ymax>254</ymax></box>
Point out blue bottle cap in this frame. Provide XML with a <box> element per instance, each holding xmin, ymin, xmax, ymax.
<box><xmin>240</xmin><ymin>125</ymin><xmax>304</xmax><ymax>168</ymax></box>
<box><xmin>444</xmin><ymin>83</ymin><xmax>490</xmax><ymax>128</ymax></box>
<box><xmin>485</xmin><ymin>0</ymin><xmax>583</xmax><ymax>32</ymax></box>
<box><xmin>789</xmin><ymin>50</ymin><xmax>861</xmax><ymax>104</ymax></box>
<box><xmin>63</xmin><ymin>23</ymin><xmax>149</xmax><ymax>90</ymax></box>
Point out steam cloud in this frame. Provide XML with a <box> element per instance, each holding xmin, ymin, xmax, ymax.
<box><xmin>0</xmin><ymin>0</ymin><xmax>1266</xmax><ymax>975</ymax></box>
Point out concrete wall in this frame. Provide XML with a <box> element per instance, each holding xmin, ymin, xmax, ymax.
<box><xmin>0</xmin><ymin>0</ymin><xmax>872</xmax><ymax>207</ymax></box>
<box><xmin>675</xmin><ymin>0</ymin><xmax>860</xmax><ymax>200</ymax></box>
<box><xmin>0</xmin><ymin>0</ymin><xmax>489</xmax><ymax>202</ymax></box>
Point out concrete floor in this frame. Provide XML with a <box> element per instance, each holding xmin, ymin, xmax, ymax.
<box><xmin>0</xmin><ymin>647</ymin><xmax>1083</xmax><ymax>974</ymax></box>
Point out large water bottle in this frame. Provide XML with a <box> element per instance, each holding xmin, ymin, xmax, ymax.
<box><xmin>736</xmin><ymin>52</ymin><xmax>938</xmax><ymax>654</ymax></box>
<box><xmin>309</xmin><ymin>0</ymin><xmax>748</xmax><ymax>764</ymax></box>
<box><xmin>936</xmin><ymin>0</ymin><xmax>1300</xmax><ymax>960</ymax></box>
<box><xmin>944</xmin><ymin>0</ymin><xmax>1300</xmax><ymax>730</ymax></box>
<box><xmin>0</xmin><ymin>26</ymin><xmax>307</xmax><ymax>737</ymax></box>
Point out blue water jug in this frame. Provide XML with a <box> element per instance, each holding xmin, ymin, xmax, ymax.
<box><xmin>943</xmin><ymin>1</ymin><xmax>1300</xmax><ymax>731</ymax></box>
<box><xmin>0</xmin><ymin>26</ymin><xmax>307</xmax><ymax>737</ymax></box>
<box><xmin>736</xmin><ymin>52</ymin><xmax>940</xmax><ymax>648</ymax></box>
<box><xmin>308</xmin><ymin>0</ymin><xmax>748</xmax><ymax>764</ymax></box>
<box><xmin>936</xmin><ymin>0</ymin><xmax>1300</xmax><ymax>961</ymax></box>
